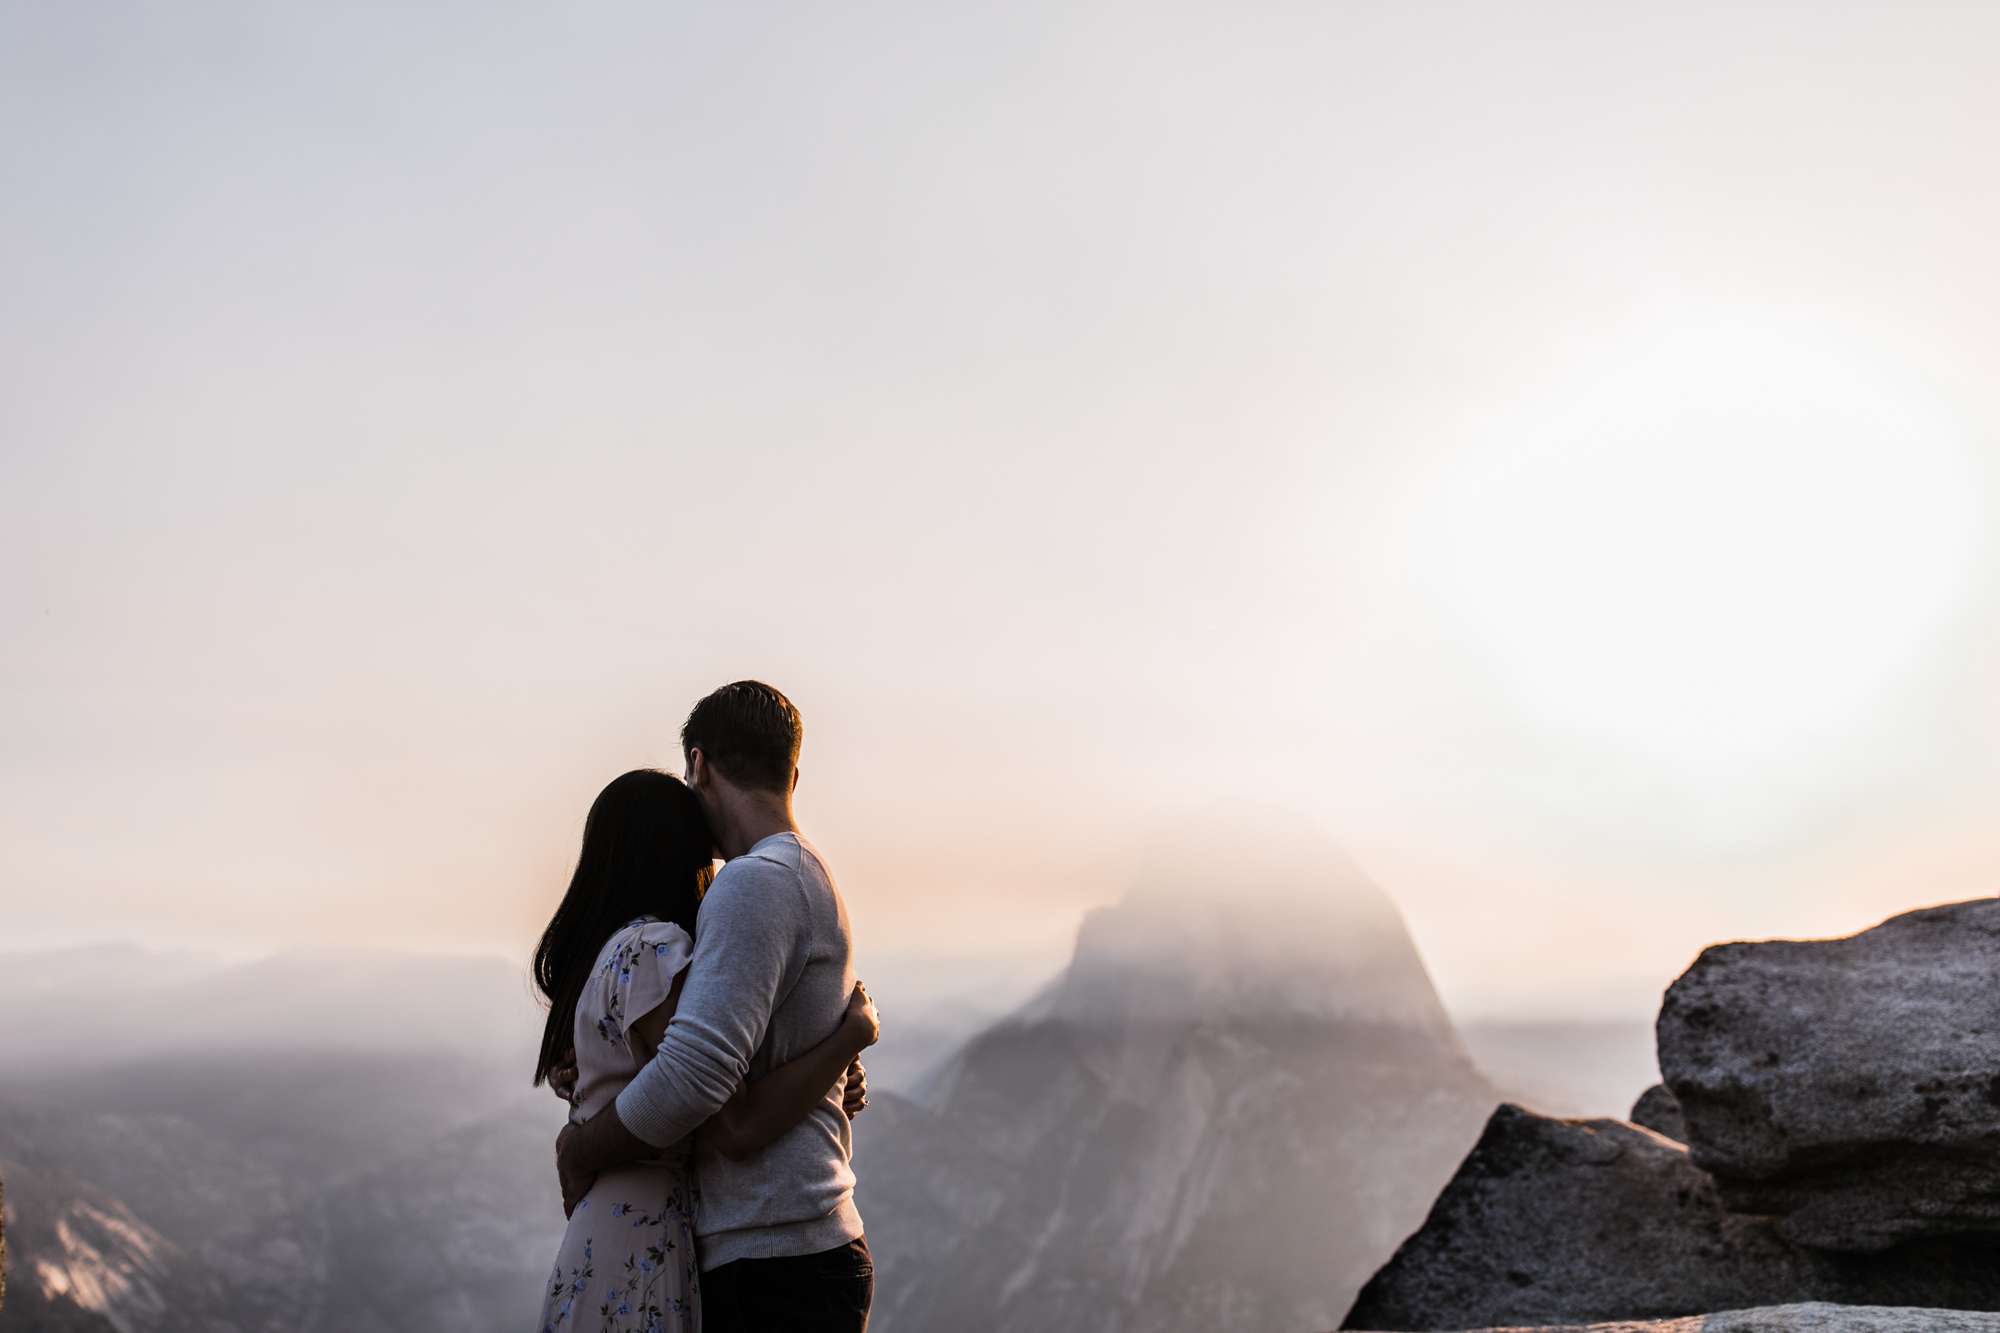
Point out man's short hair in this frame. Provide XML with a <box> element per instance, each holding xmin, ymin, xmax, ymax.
<box><xmin>681</xmin><ymin>681</ymin><xmax>803</xmax><ymax>795</ymax></box>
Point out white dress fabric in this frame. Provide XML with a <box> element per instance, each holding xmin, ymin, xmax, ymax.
<box><xmin>538</xmin><ymin>917</ymin><xmax>701</xmax><ymax>1333</ymax></box>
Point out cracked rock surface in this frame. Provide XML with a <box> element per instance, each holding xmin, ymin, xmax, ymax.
<box><xmin>1658</xmin><ymin>898</ymin><xmax>2000</xmax><ymax>1252</ymax></box>
<box><xmin>1340</xmin><ymin>1104</ymin><xmax>2000</xmax><ymax>1331</ymax></box>
<box><xmin>1352</xmin><ymin>1302</ymin><xmax>2000</xmax><ymax>1332</ymax></box>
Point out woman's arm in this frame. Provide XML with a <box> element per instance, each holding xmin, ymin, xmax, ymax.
<box><xmin>627</xmin><ymin>968</ymin><xmax>688</xmax><ymax>1060</ymax></box>
<box><xmin>703</xmin><ymin>982</ymin><xmax>880</xmax><ymax>1163</ymax></box>
<box><xmin>557</xmin><ymin>966</ymin><xmax>689</xmax><ymax>1217</ymax></box>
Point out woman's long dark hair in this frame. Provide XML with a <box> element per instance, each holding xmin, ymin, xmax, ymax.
<box><xmin>532</xmin><ymin>769</ymin><xmax>715</xmax><ymax>1086</ymax></box>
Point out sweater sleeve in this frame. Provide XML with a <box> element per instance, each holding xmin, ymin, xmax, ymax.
<box><xmin>614</xmin><ymin>852</ymin><xmax>804</xmax><ymax>1148</ymax></box>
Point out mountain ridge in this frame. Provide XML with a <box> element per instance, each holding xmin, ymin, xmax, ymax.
<box><xmin>856</xmin><ymin>813</ymin><xmax>1500</xmax><ymax>1333</ymax></box>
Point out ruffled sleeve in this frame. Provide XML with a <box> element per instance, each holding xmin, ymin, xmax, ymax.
<box><xmin>604</xmin><ymin>919</ymin><xmax>694</xmax><ymax>1051</ymax></box>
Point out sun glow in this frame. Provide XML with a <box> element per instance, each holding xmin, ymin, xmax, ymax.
<box><xmin>1437</xmin><ymin>314</ymin><xmax>1984</xmax><ymax>802</ymax></box>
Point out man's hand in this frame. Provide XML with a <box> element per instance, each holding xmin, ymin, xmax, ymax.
<box><xmin>550</xmin><ymin>1047</ymin><xmax>580</xmax><ymax>1104</ymax></box>
<box><xmin>555</xmin><ymin>1123</ymin><xmax>596</xmax><ymax>1219</ymax></box>
<box><xmin>842</xmin><ymin>1057</ymin><xmax>868</xmax><ymax>1118</ymax></box>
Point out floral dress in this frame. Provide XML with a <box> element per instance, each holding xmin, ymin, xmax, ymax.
<box><xmin>538</xmin><ymin>918</ymin><xmax>702</xmax><ymax>1333</ymax></box>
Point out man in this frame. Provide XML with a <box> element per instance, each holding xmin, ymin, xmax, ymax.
<box><xmin>556</xmin><ymin>680</ymin><xmax>872</xmax><ymax>1332</ymax></box>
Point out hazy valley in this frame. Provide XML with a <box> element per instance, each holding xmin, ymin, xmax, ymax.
<box><xmin>0</xmin><ymin>834</ymin><xmax>1659</xmax><ymax>1333</ymax></box>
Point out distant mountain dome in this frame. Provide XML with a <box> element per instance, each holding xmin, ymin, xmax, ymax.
<box><xmin>1051</xmin><ymin>808</ymin><xmax>1457</xmax><ymax>1033</ymax></box>
<box><xmin>854</xmin><ymin>809</ymin><xmax>1497</xmax><ymax>1333</ymax></box>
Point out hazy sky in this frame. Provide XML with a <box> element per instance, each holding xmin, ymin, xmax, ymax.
<box><xmin>10</xmin><ymin>1</ymin><xmax>2000</xmax><ymax>1018</ymax></box>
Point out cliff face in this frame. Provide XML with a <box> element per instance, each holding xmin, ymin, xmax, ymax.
<box><xmin>855</xmin><ymin>813</ymin><xmax>1498</xmax><ymax>1333</ymax></box>
<box><xmin>0</xmin><ymin>1050</ymin><xmax>568</xmax><ymax>1333</ymax></box>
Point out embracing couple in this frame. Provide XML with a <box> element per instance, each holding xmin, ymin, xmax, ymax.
<box><xmin>531</xmin><ymin>681</ymin><xmax>877</xmax><ymax>1333</ymax></box>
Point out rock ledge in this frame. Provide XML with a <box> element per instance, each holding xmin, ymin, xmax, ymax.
<box><xmin>1355</xmin><ymin>1303</ymin><xmax>2000</xmax><ymax>1332</ymax></box>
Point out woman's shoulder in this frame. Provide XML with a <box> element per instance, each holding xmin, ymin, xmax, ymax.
<box><xmin>599</xmin><ymin>916</ymin><xmax>694</xmax><ymax>969</ymax></box>
<box><xmin>589</xmin><ymin>917</ymin><xmax>694</xmax><ymax>1040</ymax></box>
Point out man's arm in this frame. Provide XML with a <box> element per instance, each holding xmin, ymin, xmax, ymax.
<box><xmin>564</xmin><ymin>987</ymin><xmax>868</xmax><ymax>1202</ymax></box>
<box><xmin>613</xmin><ymin>854</ymin><xmax>803</xmax><ymax>1148</ymax></box>
<box><xmin>704</xmin><ymin>980</ymin><xmax>877</xmax><ymax>1161</ymax></box>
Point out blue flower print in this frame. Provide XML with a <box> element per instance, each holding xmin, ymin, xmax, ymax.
<box><xmin>639</xmin><ymin>1257</ymin><xmax>655</xmax><ymax>1274</ymax></box>
<box><xmin>618</xmin><ymin>1302</ymin><xmax>632</xmax><ymax>1316</ymax></box>
<box><xmin>610</xmin><ymin>1203</ymin><xmax>626</xmax><ymax>1217</ymax></box>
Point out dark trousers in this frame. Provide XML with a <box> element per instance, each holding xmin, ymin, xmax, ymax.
<box><xmin>702</xmin><ymin>1236</ymin><xmax>873</xmax><ymax>1333</ymax></box>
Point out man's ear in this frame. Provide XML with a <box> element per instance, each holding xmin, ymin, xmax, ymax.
<box><xmin>790</xmin><ymin>766</ymin><xmax>800</xmax><ymax>795</ymax></box>
<box><xmin>686</xmin><ymin>748</ymin><xmax>705</xmax><ymax>787</ymax></box>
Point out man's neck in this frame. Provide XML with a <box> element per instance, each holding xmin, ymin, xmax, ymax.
<box><xmin>710</xmin><ymin>793</ymin><xmax>798</xmax><ymax>860</ymax></box>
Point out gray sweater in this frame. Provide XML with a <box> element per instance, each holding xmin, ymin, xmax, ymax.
<box><xmin>614</xmin><ymin>832</ymin><xmax>864</xmax><ymax>1269</ymax></box>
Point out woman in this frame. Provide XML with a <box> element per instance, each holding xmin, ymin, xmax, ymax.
<box><xmin>531</xmin><ymin>769</ymin><xmax>878</xmax><ymax>1333</ymax></box>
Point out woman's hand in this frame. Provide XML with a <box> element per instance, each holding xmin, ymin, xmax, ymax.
<box><xmin>843</xmin><ymin>981</ymin><xmax>880</xmax><ymax>1050</ymax></box>
<box><xmin>549</xmin><ymin>1047</ymin><xmax>580</xmax><ymax>1104</ymax></box>
<box><xmin>843</xmin><ymin>1057</ymin><xmax>869</xmax><ymax>1118</ymax></box>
